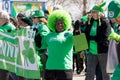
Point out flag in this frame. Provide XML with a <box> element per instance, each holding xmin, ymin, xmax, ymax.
<box><xmin>0</xmin><ymin>28</ymin><xmax>41</xmax><ymax>79</ymax></box>
<box><xmin>11</xmin><ymin>4</ymin><xmax>17</xmax><ymax>18</ymax></box>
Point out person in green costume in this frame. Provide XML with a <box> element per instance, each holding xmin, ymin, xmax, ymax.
<box><xmin>107</xmin><ymin>0</ymin><xmax>120</xmax><ymax>80</ymax></box>
<box><xmin>31</xmin><ymin>10</ymin><xmax>50</xmax><ymax>80</ymax></box>
<box><xmin>84</xmin><ymin>2</ymin><xmax>111</xmax><ymax>80</ymax></box>
<box><xmin>73</xmin><ymin>20</ymin><xmax>84</xmax><ymax>74</ymax></box>
<box><xmin>0</xmin><ymin>10</ymin><xmax>16</xmax><ymax>80</ymax></box>
<box><xmin>41</xmin><ymin>9</ymin><xmax>73</xmax><ymax>80</ymax></box>
<box><xmin>16</xmin><ymin>13</ymin><xmax>26</xmax><ymax>29</ymax></box>
<box><xmin>108</xmin><ymin>0</ymin><xmax>120</xmax><ymax>41</ymax></box>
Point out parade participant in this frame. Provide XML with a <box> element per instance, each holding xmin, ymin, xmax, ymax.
<box><xmin>20</xmin><ymin>17</ymin><xmax>33</xmax><ymax>27</ymax></box>
<box><xmin>73</xmin><ymin>20</ymin><xmax>84</xmax><ymax>74</ymax></box>
<box><xmin>80</xmin><ymin>15</ymin><xmax>103</xmax><ymax>80</ymax></box>
<box><xmin>17</xmin><ymin>13</ymin><xmax>26</xmax><ymax>29</ymax></box>
<box><xmin>80</xmin><ymin>15</ymin><xmax>88</xmax><ymax>73</ymax></box>
<box><xmin>0</xmin><ymin>10</ymin><xmax>16</xmax><ymax>80</ymax></box>
<box><xmin>107</xmin><ymin>0</ymin><xmax>120</xmax><ymax>80</ymax></box>
<box><xmin>84</xmin><ymin>2</ymin><xmax>111</xmax><ymax>80</ymax></box>
<box><xmin>108</xmin><ymin>0</ymin><xmax>120</xmax><ymax>41</ymax></box>
<box><xmin>10</xmin><ymin>17</ymin><xmax>18</xmax><ymax>28</ymax></box>
<box><xmin>41</xmin><ymin>9</ymin><xmax>73</xmax><ymax>80</ymax></box>
<box><xmin>17</xmin><ymin>16</ymin><xmax>36</xmax><ymax>80</ymax></box>
<box><xmin>31</xmin><ymin>10</ymin><xmax>50</xmax><ymax>80</ymax></box>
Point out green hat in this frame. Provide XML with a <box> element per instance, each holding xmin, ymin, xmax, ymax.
<box><xmin>32</xmin><ymin>10</ymin><xmax>45</xmax><ymax>18</ymax></box>
<box><xmin>81</xmin><ymin>16</ymin><xmax>88</xmax><ymax>22</ymax></box>
<box><xmin>48</xmin><ymin>10</ymin><xmax>71</xmax><ymax>32</ymax></box>
<box><xmin>92</xmin><ymin>2</ymin><xmax>106</xmax><ymax>13</ymax></box>
<box><xmin>108</xmin><ymin>0</ymin><xmax>120</xmax><ymax>19</ymax></box>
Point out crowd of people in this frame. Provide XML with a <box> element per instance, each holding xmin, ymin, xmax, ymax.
<box><xmin>0</xmin><ymin>0</ymin><xmax>120</xmax><ymax>80</ymax></box>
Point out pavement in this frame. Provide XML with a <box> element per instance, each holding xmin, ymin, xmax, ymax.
<box><xmin>73</xmin><ymin>70</ymin><xmax>112</xmax><ymax>80</ymax></box>
<box><xmin>73</xmin><ymin>70</ymin><xmax>85</xmax><ymax>80</ymax></box>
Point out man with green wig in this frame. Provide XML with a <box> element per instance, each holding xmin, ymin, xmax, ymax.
<box><xmin>41</xmin><ymin>9</ymin><xmax>73</xmax><ymax>80</ymax></box>
<box><xmin>108</xmin><ymin>0</ymin><xmax>120</xmax><ymax>80</ymax></box>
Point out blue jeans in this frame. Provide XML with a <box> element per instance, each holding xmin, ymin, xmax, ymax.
<box><xmin>85</xmin><ymin>53</ymin><xmax>110</xmax><ymax>80</ymax></box>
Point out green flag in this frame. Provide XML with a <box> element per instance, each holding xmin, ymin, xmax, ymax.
<box><xmin>0</xmin><ymin>28</ymin><xmax>41</xmax><ymax>79</ymax></box>
<box><xmin>11</xmin><ymin>4</ymin><xmax>17</xmax><ymax>18</ymax></box>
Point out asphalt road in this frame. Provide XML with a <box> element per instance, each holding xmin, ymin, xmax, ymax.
<box><xmin>73</xmin><ymin>70</ymin><xmax>86</xmax><ymax>80</ymax></box>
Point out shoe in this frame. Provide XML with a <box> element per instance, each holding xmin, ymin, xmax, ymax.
<box><xmin>76</xmin><ymin>68</ymin><xmax>84</xmax><ymax>74</ymax></box>
<box><xmin>76</xmin><ymin>70</ymin><xmax>80</xmax><ymax>74</ymax></box>
<box><xmin>80</xmin><ymin>67</ymin><xmax>84</xmax><ymax>72</ymax></box>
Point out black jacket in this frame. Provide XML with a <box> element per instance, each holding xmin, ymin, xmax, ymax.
<box><xmin>85</xmin><ymin>17</ymin><xmax>111</xmax><ymax>53</ymax></box>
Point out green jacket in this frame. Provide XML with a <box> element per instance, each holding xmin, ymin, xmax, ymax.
<box><xmin>0</xmin><ymin>23</ymin><xmax>16</xmax><ymax>32</ymax></box>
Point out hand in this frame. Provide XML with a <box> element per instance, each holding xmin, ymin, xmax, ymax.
<box><xmin>108</xmin><ymin>33</ymin><xmax>114</xmax><ymax>40</ymax></box>
<box><xmin>108</xmin><ymin>32</ymin><xmax>120</xmax><ymax>41</ymax></box>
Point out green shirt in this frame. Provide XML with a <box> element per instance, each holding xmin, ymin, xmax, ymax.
<box><xmin>89</xmin><ymin>21</ymin><xmax>98</xmax><ymax>55</ymax></box>
<box><xmin>42</xmin><ymin>31</ymin><xmax>74</xmax><ymax>70</ymax></box>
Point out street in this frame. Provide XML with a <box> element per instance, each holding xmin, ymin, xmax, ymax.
<box><xmin>73</xmin><ymin>70</ymin><xmax>85</xmax><ymax>80</ymax></box>
<box><xmin>73</xmin><ymin>73</ymin><xmax>85</xmax><ymax>80</ymax></box>
<box><xmin>73</xmin><ymin>70</ymin><xmax>112</xmax><ymax>80</ymax></box>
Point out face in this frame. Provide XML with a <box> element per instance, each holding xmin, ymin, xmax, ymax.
<box><xmin>91</xmin><ymin>10</ymin><xmax>99</xmax><ymax>19</ymax></box>
<box><xmin>111</xmin><ymin>16</ymin><xmax>120</xmax><ymax>25</ymax></box>
<box><xmin>32</xmin><ymin>17</ymin><xmax>39</xmax><ymax>24</ymax></box>
<box><xmin>116</xmin><ymin>16</ymin><xmax>120</xmax><ymax>24</ymax></box>
<box><xmin>55</xmin><ymin>20</ymin><xmax>64</xmax><ymax>32</ymax></box>
<box><xmin>17</xmin><ymin>17</ymin><xmax>24</xmax><ymax>27</ymax></box>
<box><xmin>110</xmin><ymin>18</ymin><xmax>117</xmax><ymax>23</ymax></box>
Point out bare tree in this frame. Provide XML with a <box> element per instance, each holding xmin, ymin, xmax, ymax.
<box><xmin>46</xmin><ymin>0</ymin><xmax>65</xmax><ymax>6</ymax></box>
<box><xmin>72</xmin><ymin>0</ymin><xmax>83</xmax><ymax>9</ymax></box>
<box><xmin>46</xmin><ymin>0</ymin><xmax>112</xmax><ymax>20</ymax></box>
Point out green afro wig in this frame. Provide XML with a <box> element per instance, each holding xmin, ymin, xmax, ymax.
<box><xmin>48</xmin><ymin>10</ymin><xmax>71</xmax><ymax>32</ymax></box>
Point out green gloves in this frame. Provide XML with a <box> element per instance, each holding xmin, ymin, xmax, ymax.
<box><xmin>108</xmin><ymin>32</ymin><xmax>120</xmax><ymax>41</ymax></box>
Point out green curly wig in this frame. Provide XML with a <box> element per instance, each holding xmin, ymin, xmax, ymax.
<box><xmin>48</xmin><ymin>10</ymin><xmax>71</xmax><ymax>32</ymax></box>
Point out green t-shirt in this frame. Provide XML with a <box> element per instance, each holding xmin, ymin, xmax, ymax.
<box><xmin>89</xmin><ymin>21</ymin><xmax>98</xmax><ymax>55</ymax></box>
<box><xmin>42</xmin><ymin>31</ymin><xmax>74</xmax><ymax>70</ymax></box>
